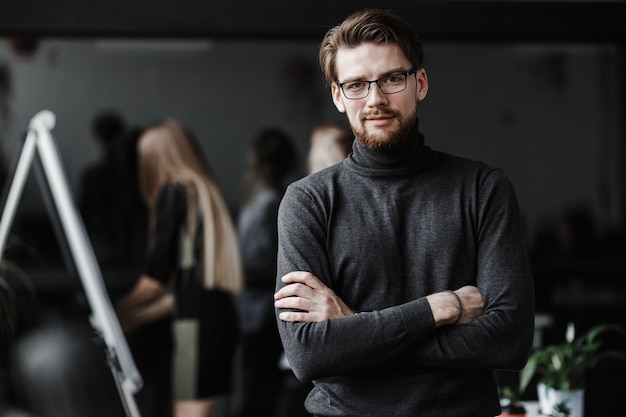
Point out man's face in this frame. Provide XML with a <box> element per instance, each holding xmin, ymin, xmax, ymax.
<box><xmin>331</xmin><ymin>43</ymin><xmax>428</xmax><ymax>151</ymax></box>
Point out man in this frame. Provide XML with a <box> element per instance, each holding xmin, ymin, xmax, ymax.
<box><xmin>273</xmin><ymin>8</ymin><xmax>535</xmax><ymax>417</ymax></box>
<box><xmin>77</xmin><ymin>110</ymin><xmax>126</xmax><ymax>266</ymax></box>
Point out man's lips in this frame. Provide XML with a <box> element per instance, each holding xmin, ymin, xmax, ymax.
<box><xmin>365</xmin><ymin>114</ymin><xmax>394</xmax><ymax>126</ymax></box>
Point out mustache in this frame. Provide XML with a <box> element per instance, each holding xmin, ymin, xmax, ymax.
<box><xmin>362</xmin><ymin>109</ymin><xmax>398</xmax><ymax>118</ymax></box>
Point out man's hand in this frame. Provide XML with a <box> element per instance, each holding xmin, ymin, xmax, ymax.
<box><xmin>426</xmin><ymin>285</ymin><xmax>484</xmax><ymax>327</ymax></box>
<box><xmin>274</xmin><ymin>271</ymin><xmax>356</xmax><ymax>322</ymax></box>
<box><xmin>274</xmin><ymin>272</ymin><xmax>484</xmax><ymax>327</ymax></box>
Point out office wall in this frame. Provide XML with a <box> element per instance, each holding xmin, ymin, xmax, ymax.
<box><xmin>0</xmin><ymin>39</ymin><xmax>620</xmax><ymax>242</ymax></box>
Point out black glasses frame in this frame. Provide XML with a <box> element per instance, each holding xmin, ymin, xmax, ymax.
<box><xmin>337</xmin><ymin>67</ymin><xmax>418</xmax><ymax>100</ymax></box>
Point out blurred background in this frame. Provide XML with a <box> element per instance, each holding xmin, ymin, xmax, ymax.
<box><xmin>0</xmin><ymin>1</ymin><xmax>625</xmax><ymax>416</ymax></box>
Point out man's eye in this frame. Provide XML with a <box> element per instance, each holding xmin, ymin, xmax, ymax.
<box><xmin>345</xmin><ymin>82</ymin><xmax>364</xmax><ymax>91</ymax></box>
<box><xmin>384</xmin><ymin>74</ymin><xmax>404</xmax><ymax>84</ymax></box>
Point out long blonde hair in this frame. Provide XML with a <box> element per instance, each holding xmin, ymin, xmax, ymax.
<box><xmin>138</xmin><ymin>118</ymin><xmax>243</xmax><ymax>294</ymax></box>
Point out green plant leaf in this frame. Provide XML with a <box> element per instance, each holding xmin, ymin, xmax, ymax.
<box><xmin>519</xmin><ymin>323</ymin><xmax>626</xmax><ymax>393</ymax></box>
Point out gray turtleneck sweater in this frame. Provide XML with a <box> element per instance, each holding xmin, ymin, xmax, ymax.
<box><xmin>275</xmin><ymin>122</ymin><xmax>535</xmax><ymax>417</ymax></box>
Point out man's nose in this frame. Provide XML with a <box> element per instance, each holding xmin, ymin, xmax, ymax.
<box><xmin>366</xmin><ymin>82</ymin><xmax>388</xmax><ymax>104</ymax></box>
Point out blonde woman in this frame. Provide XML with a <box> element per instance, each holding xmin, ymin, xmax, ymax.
<box><xmin>116</xmin><ymin>118</ymin><xmax>243</xmax><ymax>417</ymax></box>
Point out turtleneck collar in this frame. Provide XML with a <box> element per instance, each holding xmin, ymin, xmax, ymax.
<box><xmin>346</xmin><ymin>118</ymin><xmax>437</xmax><ymax>176</ymax></box>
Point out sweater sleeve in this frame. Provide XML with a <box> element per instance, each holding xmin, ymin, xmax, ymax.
<box><xmin>275</xmin><ymin>184</ymin><xmax>438</xmax><ymax>382</ymax></box>
<box><xmin>401</xmin><ymin>169</ymin><xmax>535</xmax><ymax>371</ymax></box>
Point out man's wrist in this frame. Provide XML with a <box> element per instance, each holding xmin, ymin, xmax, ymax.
<box><xmin>445</xmin><ymin>290</ymin><xmax>463</xmax><ymax>325</ymax></box>
<box><xmin>426</xmin><ymin>291</ymin><xmax>462</xmax><ymax>327</ymax></box>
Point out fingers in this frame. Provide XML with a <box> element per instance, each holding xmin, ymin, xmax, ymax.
<box><xmin>274</xmin><ymin>272</ymin><xmax>319</xmax><ymax>322</ymax></box>
<box><xmin>279</xmin><ymin>310</ymin><xmax>320</xmax><ymax>322</ymax></box>
<box><xmin>280</xmin><ymin>271</ymin><xmax>323</xmax><ymax>288</ymax></box>
<box><xmin>274</xmin><ymin>281</ymin><xmax>313</xmax><ymax>301</ymax></box>
<box><xmin>275</xmin><ymin>271</ymin><xmax>356</xmax><ymax>322</ymax></box>
<box><xmin>274</xmin><ymin>271</ymin><xmax>322</xmax><ymax>301</ymax></box>
<box><xmin>274</xmin><ymin>287</ymin><xmax>311</xmax><ymax>310</ymax></box>
<box><xmin>275</xmin><ymin>291</ymin><xmax>329</xmax><ymax>323</ymax></box>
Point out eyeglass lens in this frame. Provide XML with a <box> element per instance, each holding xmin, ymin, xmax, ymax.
<box><xmin>341</xmin><ymin>72</ymin><xmax>409</xmax><ymax>99</ymax></box>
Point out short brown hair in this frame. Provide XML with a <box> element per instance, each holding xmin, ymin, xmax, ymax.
<box><xmin>318</xmin><ymin>8</ymin><xmax>424</xmax><ymax>86</ymax></box>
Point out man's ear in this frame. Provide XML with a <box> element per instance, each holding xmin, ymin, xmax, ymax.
<box><xmin>331</xmin><ymin>83</ymin><xmax>346</xmax><ymax>113</ymax></box>
<box><xmin>415</xmin><ymin>68</ymin><xmax>429</xmax><ymax>102</ymax></box>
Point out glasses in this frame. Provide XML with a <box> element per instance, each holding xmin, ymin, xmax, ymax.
<box><xmin>337</xmin><ymin>68</ymin><xmax>417</xmax><ymax>100</ymax></box>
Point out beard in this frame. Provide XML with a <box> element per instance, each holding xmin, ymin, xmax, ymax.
<box><xmin>351</xmin><ymin>109</ymin><xmax>415</xmax><ymax>151</ymax></box>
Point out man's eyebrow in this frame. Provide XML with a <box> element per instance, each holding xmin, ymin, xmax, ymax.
<box><xmin>340</xmin><ymin>67</ymin><xmax>410</xmax><ymax>83</ymax></box>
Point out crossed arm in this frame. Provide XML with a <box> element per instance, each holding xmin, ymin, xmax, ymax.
<box><xmin>275</xmin><ymin>176</ymin><xmax>534</xmax><ymax>382</ymax></box>
<box><xmin>274</xmin><ymin>271</ymin><xmax>489</xmax><ymax>381</ymax></box>
<box><xmin>274</xmin><ymin>271</ymin><xmax>484</xmax><ymax>327</ymax></box>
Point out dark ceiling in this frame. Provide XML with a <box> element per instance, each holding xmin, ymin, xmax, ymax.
<box><xmin>0</xmin><ymin>1</ymin><xmax>625</xmax><ymax>43</ymax></box>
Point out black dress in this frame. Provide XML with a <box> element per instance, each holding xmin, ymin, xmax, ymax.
<box><xmin>144</xmin><ymin>183</ymin><xmax>240</xmax><ymax>400</ymax></box>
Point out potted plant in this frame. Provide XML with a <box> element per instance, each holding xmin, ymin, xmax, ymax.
<box><xmin>519</xmin><ymin>322</ymin><xmax>626</xmax><ymax>417</ymax></box>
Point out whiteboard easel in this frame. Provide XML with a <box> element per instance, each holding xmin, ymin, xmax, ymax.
<box><xmin>0</xmin><ymin>110</ymin><xmax>143</xmax><ymax>417</ymax></box>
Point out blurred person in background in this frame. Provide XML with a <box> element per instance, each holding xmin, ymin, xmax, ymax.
<box><xmin>116</xmin><ymin>118</ymin><xmax>243</xmax><ymax>417</ymax></box>
<box><xmin>235</xmin><ymin>127</ymin><xmax>299</xmax><ymax>417</ymax></box>
<box><xmin>275</xmin><ymin>120</ymin><xmax>353</xmax><ymax>417</ymax></box>
<box><xmin>307</xmin><ymin>120</ymin><xmax>353</xmax><ymax>174</ymax></box>
<box><xmin>77</xmin><ymin>110</ymin><xmax>127</xmax><ymax>266</ymax></box>
<box><xmin>109</xmin><ymin>125</ymin><xmax>149</xmax><ymax>268</ymax></box>
<box><xmin>0</xmin><ymin>60</ymin><xmax>10</xmax><ymax>135</ymax></box>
